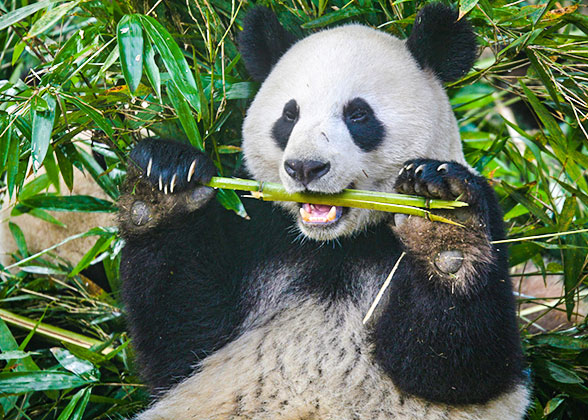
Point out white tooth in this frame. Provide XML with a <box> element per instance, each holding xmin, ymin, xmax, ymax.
<box><xmin>300</xmin><ymin>207</ymin><xmax>310</xmax><ymax>220</ymax></box>
<box><xmin>146</xmin><ymin>158</ymin><xmax>153</xmax><ymax>177</ymax></box>
<box><xmin>327</xmin><ymin>206</ymin><xmax>337</xmax><ymax>221</ymax></box>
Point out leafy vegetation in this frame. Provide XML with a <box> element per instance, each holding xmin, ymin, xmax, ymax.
<box><xmin>0</xmin><ymin>0</ymin><xmax>586</xmax><ymax>418</ymax></box>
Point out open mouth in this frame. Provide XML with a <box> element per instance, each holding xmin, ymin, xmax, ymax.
<box><xmin>299</xmin><ymin>203</ymin><xmax>348</xmax><ymax>226</ymax></box>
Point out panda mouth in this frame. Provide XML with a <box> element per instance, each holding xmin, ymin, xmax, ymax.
<box><xmin>299</xmin><ymin>204</ymin><xmax>344</xmax><ymax>225</ymax></box>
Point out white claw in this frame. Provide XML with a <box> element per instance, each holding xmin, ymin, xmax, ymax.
<box><xmin>187</xmin><ymin>159</ymin><xmax>197</xmax><ymax>182</ymax></box>
<box><xmin>158</xmin><ymin>175</ymin><xmax>163</xmax><ymax>191</ymax></box>
<box><xmin>170</xmin><ymin>174</ymin><xmax>177</xmax><ymax>193</ymax></box>
<box><xmin>415</xmin><ymin>164</ymin><xmax>425</xmax><ymax>175</ymax></box>
<box><xmin>146</xmin><ymin>158</ymin><xmax>153</xmax><ymax>177</ymax></box>
<box><xmin>437</xmin><ymin>163</ymin><xmax>449</xmax><ymax>172</ymax></box>
<box><xmin>164</xmin><ymin>184</ymin><xmax>168</xmax><ymax>194</ymax></box>
<box><xmin>406</xmin><ymin>163</ymin><xmax>414</xmax><ymax>171</ymax></box>
<box><xmin>399</xmin><ymin>167</ymin><xmax>405</xmax><ymax>176</ymax></box>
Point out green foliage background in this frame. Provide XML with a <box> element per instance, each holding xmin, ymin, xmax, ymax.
<box><xmin>0</xmin><ymin>0</ymin><xmax>587</xmax><ymax>418</ymax></box>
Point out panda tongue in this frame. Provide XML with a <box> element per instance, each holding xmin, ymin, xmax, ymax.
<box><xmin>304</xmin><ymin>203</ymin><xmax>332</xmax><ymax>216</ymax></box>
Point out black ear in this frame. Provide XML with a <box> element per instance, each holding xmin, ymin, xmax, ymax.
<box><xmin>406</xmin><ymin>3</ymin><xmax>477</xmax><ymax>83</ymax></box>
<box><xmin>238</xmin><ymin>7</ymin><xmax>298</xmax><ymax>82</ymax></box>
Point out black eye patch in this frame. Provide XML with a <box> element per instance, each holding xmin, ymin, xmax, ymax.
<box><xmin>343</xmin><ymin>98</ymin><xmax>385</xmax><ymax>152</ymax></box>
<box><xmin>272</xmin><ymin>99</ymin><xmax>299</xmax><ymax>150</ymax></box>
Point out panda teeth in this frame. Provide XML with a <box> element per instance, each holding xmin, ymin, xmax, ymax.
<box><xmin>300</xmin><ymin>206</ymin><xmax>311</xmax><ymax>221</ymax></box>
<box><xmin>326</xmin><ymin>205</ymin><xmax>337</xmax><ymax>221</ymax></box>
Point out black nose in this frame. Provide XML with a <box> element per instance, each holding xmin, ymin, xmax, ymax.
<box><xmin>284</xmin><ymin>159</ymin><xmax>331</xmax><ymax>186</ymax></box>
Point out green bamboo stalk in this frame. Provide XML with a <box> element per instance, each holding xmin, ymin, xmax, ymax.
<box><xmin>0</xmin><ymin>309</ymin><xmax>114</xmax><ymax>355</ymax></box>
<box><xmin>205</xmin><ymin>177</ymin><xmax>467</xmax><ymax>226</ymax></box>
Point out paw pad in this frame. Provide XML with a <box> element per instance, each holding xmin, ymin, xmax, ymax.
<box><xmin>434</xmin><ymin>250</ymin><xmax>464</xmax><ymax>274</ymax></box>
<box><xmin>131</xmin><ymin>201</ymin><xmax>151</xmax><ymax>226</ymax></box>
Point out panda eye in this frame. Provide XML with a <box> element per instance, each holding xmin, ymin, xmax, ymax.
<box><xmin>344</xmin><ymin>98</ymin><xmax>373</xmax><ymax>125</ymax></box>
<box><xmin>282</xmin><ymin>100</ymin><xmax>299</xmax><ymax>123</ymax></box>
<box><xmin>349</xmin><ymin>109</ymin><xmax>368</xmax><ymax>123</ymax></box>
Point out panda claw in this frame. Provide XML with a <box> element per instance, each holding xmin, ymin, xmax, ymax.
<box><xmin>170</xmin><ymin>174</ymin><xmax>177</xmax><ymax>193</ymax></box>
<box><xmin>415</xmin><ymin>164</ymin><xmax>425</xmax><ymax>176</ymax></box>
<box><xmin>406</xmin><ymin>163</ymin><xmax>414</xmax><ymax>171</ymax></box>
<box><xmin>399</xmin><ymin>167</ymin><xmax>405</xmax><ymax>176</ymax></box>
<box><xmin>164</xmin><ymin>184</ymin><xmax>168</xmax><ymax>195</ymax></box>
<box><xmin>146</xmin><ymin>158</ymin><xmax>153</xmax><ymax>177</ymax></box>
<box><xmin>437</xmin><ymin>163</ymin><xmax>448</xmax><ymax>173</ymax></box>
<box><xmin>158</xmin><ymin>175</ymin><xmax>163</xmax><ymax>191</ymax></box>
<box><xmin>187</xmin><ymin>159</ymin><xmax>197</xmax><ymax>183</ymax></box>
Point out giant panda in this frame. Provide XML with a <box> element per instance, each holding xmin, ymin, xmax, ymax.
<box><xmin>118</xmin><ymin>4</ymin><xmax>531</xmax><ymax>419</ymax></box>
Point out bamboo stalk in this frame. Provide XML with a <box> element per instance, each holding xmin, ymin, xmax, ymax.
<box><xmin>205</xmin><ymin>177</ymin><xmax>467</xmax><ymax>226</ymax></box>
<box><xmin>0</xmin><ymin>309</ymin><xmax>114</xmax><ymax>355</ymax></box>
<box><xmin>205</xmin><ymin>177</ymin><xmax>467</xmax><ymax>210</ymax></box>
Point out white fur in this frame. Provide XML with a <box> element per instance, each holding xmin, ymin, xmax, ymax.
<box><xmin>135</xmin><ymin>265</ymin><xmax>529</xmax><ymax>420</ymax></box>
<box><xmin>242</xmin><ymin>25</ymin><xmax>466</xmax><ymax>240</ymax></box>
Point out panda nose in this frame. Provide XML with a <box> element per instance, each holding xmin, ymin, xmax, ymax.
<box><xmin>284</xmin><ymin>159</ymin><xmax>331</xmax><ymax>186</ymax></box>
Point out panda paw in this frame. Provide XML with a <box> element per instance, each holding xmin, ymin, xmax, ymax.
<box><xmin>129</xmin><ymin>138</ymin><xmax>216</xmax><ymax>194</ymax></box>
<box><xmin>395</xmin><ymin>159</ymin><xmax>480</xmax><ymax>205</ymax></box>
<box><xmin>392</xmin><ymin>159</ymin><xmax>501</xmax><ymax>289</ymax></box>
<box><xmin>119</xmin><ymin>139</ymin><xmax>217</xmax><ymax>236</ymax></box>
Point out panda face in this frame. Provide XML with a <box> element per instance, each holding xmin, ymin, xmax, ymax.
<box><xmin>242</xmin><ymin>25</ymin><xmax>466</xmax><ymax>241</ymax></box>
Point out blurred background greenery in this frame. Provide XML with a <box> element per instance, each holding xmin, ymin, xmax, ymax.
<box><xmin>0</xmin><ymin>0</ymin><xmax>586</xmax><ymax>418</ymax></box>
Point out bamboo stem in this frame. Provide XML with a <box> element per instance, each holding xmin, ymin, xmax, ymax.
<box><xmin>205</xmin><ymin>177</ymin><xmax>467</xmax><ymax>226</ymax></box>
<box><xmin>0</xmin><ymin>309</ymin><xmax>114</xmax><ymax>355</ymax></box>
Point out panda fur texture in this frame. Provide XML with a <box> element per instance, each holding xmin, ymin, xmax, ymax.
<box><xmin>119</xmin><ymin>4</ymin><xmax>530</xmax><ymax>419</ymax></box>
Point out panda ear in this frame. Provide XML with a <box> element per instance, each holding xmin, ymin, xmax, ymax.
<box><xmin>238</xmin><ymin>7</ymin><xmax>298</xmax><ymax>82</ymax></box>
<box><xmin>406</xmin><ymin>3</ymin><xmax>477</xmax><ymax>83</ymax></box>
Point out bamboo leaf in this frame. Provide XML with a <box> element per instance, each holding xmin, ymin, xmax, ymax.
<box><xmin>216</xmin><ymin>189</ymin><xmax>248</xmax><ymax>219</ymax></box>
<box><xmin>56</xmin><ymin>387</ymin><xmax>90</xmax><ymax>420</ymax></box>
<box><xmin>63</xmin><ymin>94</ymin><xmax>115</xmax><ymax>140</ymax></box>
<box><xmin>143</xmin><ymin>39</ymin><xmax>161</xmax><ymax>98</ymax></box>
<box><xmin>0</xmin><ymin>371</ymin><xmax>95</xmax><ymax>394</ymax></box>
<box><xmin>31</xmin><ymin>93</ymin><xmax>56</xmax><ymax>170</ymax></box>
<box><xmin>6</xmin><ymin>128</ymin><xmax>19</xmax><ymax>198</ymax></box>
<box><xmin>459</xmin><ymin>0</ymin><xmax>480</xmax><ymax>20</ymax></box>
<box><xmin>28</xmin><ymin>1</ymin><xmax>80</xmax><ymax>38</ymax></box>
<box><xmin>55</xmin><ymin>146</ymin><xmax>74</xmax><ymax>191</ymax></box>
<box><xmin>117</xmin><ymin>14</ymin><xmax>144</xmax><ymax>94</ymax></box>
<box><xmin>50</xmin><ymin>348</ymin><xmax>97</xmax><ymax>379</ymax></box>
<box><xmin>139</xmin><ymin>15</ymin><xmax>201</xmax><ymax>113</ymax></box>
<box><xmin>69</xmin><ymin>235</ymin><xmax>115</xmax><ymax>277</ymax></box>
<box><xmin>20</xmin><ymin>194</ymin><xmax>116</xmax><ymax>213</ymax></box>
<box><xmin>166</xmin><ymin>82</ymin><xmax>203</xmax><ymax>150</ymax></box>
<box><xmin>0</xmin><ymin>0</ymin><xmax>66</xmax><ymax>31</ymax></box>
<box><xmin>8</xmin><ymin>223</ymin><xmax>28</xmax><ymax>257</ymax></box>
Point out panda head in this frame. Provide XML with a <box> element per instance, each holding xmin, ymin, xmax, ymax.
<box><xmin>240</xmin><ymin>4</ymin><xmax>477</xmax><ymax>241</ymax></box>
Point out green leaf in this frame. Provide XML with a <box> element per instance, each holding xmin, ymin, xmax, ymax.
<box><xmin>8</xmin><ymin>222</ymin><xmax>28</xmax><ymax>257</ymax></box>
<box><xmin>76</xmin><ymin>147</ymin><xmax>119</xmax><ymax>200</ymax></box>
<box><xmin>563</xmin><ymin>233</ymin><xmax>585</xmax><ymax>318</ymax></box>
<box><xmin>31</xmin><ymin>93</ymin><xmax>56</xmax><ymax>170</ymax></box>
<box><xmin>501</xmin><ymin>182</ymin><xmax>552</xmax><ymax>225</ymax></box>
<box><xmin>28</xmin><ymin>1</ymin><xmax>80</xmax><ymax>38</ymax></box>
<box><xmin>167</xmin><ymin>82</ymin><xmax>203</xmax><ymax>150</ymax></box>
<box><xmin>534</xmin><ymin>335</ymin><xmax>588</xmax><ymax>350</ymax></box>
<box><xmin>526</xmin><ymin>49</ymin><xmax>560</xmax><ymax>108</ymax></box>
<box><xmin>69</xmin><ymin>235</ymin><xmax>115</xmax><ymax>277</ymax></box>
<box><xmin>216</xmin><ymin>189</ymin><xmax>248</xmax><ymax>219</ymax></box>
<box><xmin>459</xmin><ymin>0</ymin><xmax>480</xmax><ymax>20</ymax></box>
<box><xmin>543</xmin><ymin>360</ymin><xmax>583</xmax><ymax>384</ymax></box>
<box><xmin>50</xmin><ymin>348</ymin><xmax>98</xmax><ymax>379</ymax></box>
<box><xmin>139</xmin><ymin>15</ymin><xmax>201</xmax><ymax>113</ymax></box>
<box><xmin>0</xmin><ymin>350</ymin><xmax>39</xmax><ymax>360</ymax></box>
<box><xmin>0</xmin><ymin>0</ymin><xmax>66</xmax><ymax>31</ymax></box>
<box><xmin>20</xmin><ymin>194</ymin><xmax>116</xmax><ymax>213</ymax></box>
<box><xmin>544</xmin><ymin>396</ymin><xmax>564</xmax><ymax>415</ymax></box>
<box><xmin>55</xmin><ymin>145</ymin><xmax>74</xmax><ymax>191</ymax></box>
<box><xmin>117</xmin><ymin>14</ymin><xmax>144</xmax><ymax>94</ymax></box>
<box><xmin>64</xmin><ymin>95</ymin><xmax>115</xmax><ymax>140</ymax></box>
<box><xmin>144</xmin><ymin>39</ymin><xmax>161</xmax><ymax>98</ymax></box>
<box><xmin>302</xmin><ymin>6</ymin><xmax>365</xmax><ymax>29</ymax></box>
<box><xmin>56</xmin><ymin>387</ymin><xmax>91</xmax><ymax>420</ymax></box>
<box><xmin>520</xmin><ymin>81</ymin><xmax>564</xmax><ymax>145</ymax></box>
<box><xmin>6</xmin><ymin>128</ymin><xmax>20</xmax><ymax>198</ymax></box>
<box><xmin>0</xmin><ymin>371</ymin><xmax>95</xmax><ymax>394</ymax></box>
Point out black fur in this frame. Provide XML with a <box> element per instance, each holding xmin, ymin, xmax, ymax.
<box><xmin>272</xmin><ymin>99</ymin><xmax>299</xmax><ymax>150</ymax></box>
<box><xmin>120</xmin><ymin>141</ymin><xmax>525</xmax><ymax>404</ymax></box>
<box><xmin>128</xmin><ymin>138</ymin><xmax>216</xmax><ymax>194</ymax></box>
<box><xmin>238</xmin><ymin>7</ymin><xmax>297</xmax><ymax>82</ymax></box>
<box><xmin>375</xmin><ymin>158</ymin><xmax>525</xmax><ymax>404</ymax></box>
<box><xmin>406</xmin><ymin>3</ymin><xmax>477</xmax><ymax>83</ymax></box>
<box><xmin>343</xmin><ymin>98</ymin><xmax>385</xmax><ymax>152</ymax></box>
